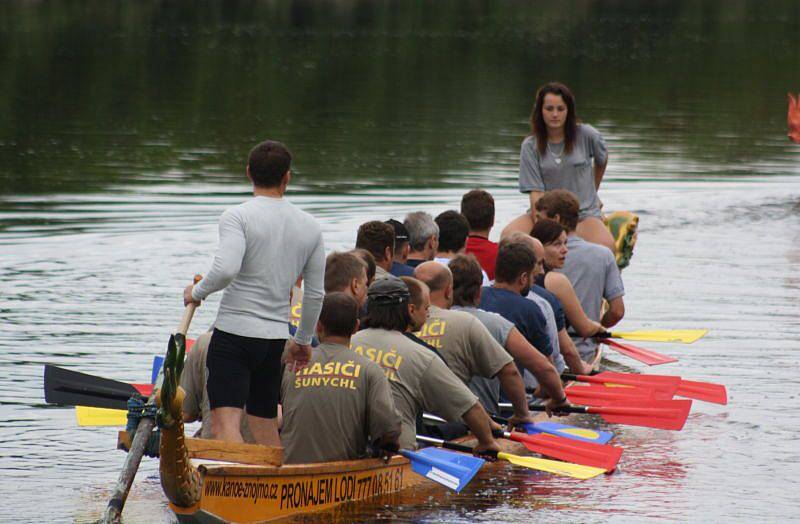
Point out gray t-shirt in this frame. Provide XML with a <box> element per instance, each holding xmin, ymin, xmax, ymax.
<box><xmin>281</xmin><ymin>342</ymin><xmax>399</xmax><ymax>464</ymax></box>
<box><xmin>453</xmin><ymin>306</ymin><xmax>515</xmax><ymax>416</ymax></box>
<box><xmin>518</xmin><ymin>124</ymin><xmax>608</xmax><ymax>219</ymax></box>
<box><xmin>415</xmin><ymin>305</ymin><xmax>513</xmax><ymax>385</ymax></box>
<box><xmin>524</xmin><ymin>290</ymin><xmax>565</xmax><ymax>386</ymax></box>
<box><xmin>350</xmin><ymin>328</ymin><xmax>478</xmax><ymax>449</ymax></box>
<box><xmin>192</xmin><ymin>196</ymin><xmax>325</xmax><ymax>344</ymax></box>
<box><xmin>560</xmin><ymin>235</ymin><xmax>625</xmax><ymax>358</ymax></box>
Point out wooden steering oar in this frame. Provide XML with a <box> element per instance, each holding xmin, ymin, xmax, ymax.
<box><xmin>102</xmin><ymin>279</ymin><xmax>199</xmax><ymax>523</ymax></box>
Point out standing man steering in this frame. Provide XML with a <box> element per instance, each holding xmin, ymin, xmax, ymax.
<box><xmin>184</xmin><ymin>140</ymin><xmax>325</xmax><ymax>446</ymax></box>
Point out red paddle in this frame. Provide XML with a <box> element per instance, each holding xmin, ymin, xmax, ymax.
<box><xmin>602</xmin><ymin>338</ymin><xmax>678</xmax><ymax>366</ymax></box>
<box><xmin>676</xmin><ymin>379</ymin><xmax>727</xmax><ymax>405</ymax></box>
<box><xmin>592</xmin><ymin>371</ymin><xmax>727</xmax><ymax>405</ymax></box>
<box><xmin>563</xmin><ymin>372</ymin><xmax>680</xmax><ymax>399</ymax></box>
<box><xmin>565</xmin><ymin>384</ymin><xmax>658</xmax><ymax>406</ymax></box>
<box><xmin>498</xmin><ymin>430</ymin><xmax>623</xmax><ymax>471</ymax></box>
<box><xmin>528</xmin><ymin>399</ymin><xmax>693</xmax><ymax>431</ymax></box>
<box><xmin>131</xmin><ymin>383</ymin><xmax>153</xmax><ymax>396</ymax></box>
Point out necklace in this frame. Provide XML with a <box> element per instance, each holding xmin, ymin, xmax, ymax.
<box><xmin>547</xmin><ymin>142</ymin><xmax>565</xmax><ymax>165</ymax></box>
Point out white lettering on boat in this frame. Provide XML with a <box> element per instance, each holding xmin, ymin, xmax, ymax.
<box><xmin>201</xmin><ymin>466</ymin><xmax>405</xmax><ymax>510</ymax></box>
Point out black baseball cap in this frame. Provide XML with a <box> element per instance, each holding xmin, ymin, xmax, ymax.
<box><xmin>367</xmin><ymin>277</ymin><xmax>410</xmax><ymax>306</ymax></box>
<box><xmin>385</xmin><ymin>219</ymin><xmax>409</xmax><ymax>242</ymax></box>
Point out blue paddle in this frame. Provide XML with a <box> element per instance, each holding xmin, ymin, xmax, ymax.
<box><xmin>151</xmin><ymin>355</ymin><xmax>164</xmax><ymax>384</ymax></box>
<box><xmin>522</xmin><ymin>422</ymin><xmax>614</xmax><ymax>445</ymax></box>
<box><xmin>400</xmin><ymin>447</ymin><xmax>484</xmax><ymax>492</ymax></box>
<box><xmin>422</xmin><ymin>412</ymin><xmax>613</xmax><ymax>445</ymax></box>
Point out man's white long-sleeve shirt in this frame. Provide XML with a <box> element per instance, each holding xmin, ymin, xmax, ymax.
<box><xmin>192</xmin><ymin>195</ymin><xmax>325</xmax><ymax>345</ymax></box>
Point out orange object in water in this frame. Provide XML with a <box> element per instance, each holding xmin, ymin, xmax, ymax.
<box><xmin>789</xmin><ymin>92</ymin><xmax>800</xmax><ymax>144</ymax></box>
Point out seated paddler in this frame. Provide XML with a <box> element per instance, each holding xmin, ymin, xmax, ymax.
<box><xmin>412</xmin><ymin>261</ymin><xmax>538</xmax><ymax>427</ymax></box>
<box><xmin>280</xmin><ymin>292</ymin><xmax>400</xmax><ymax>465</ymax></box>
<box><xmin>445</xmin><ymin>254</ymin><xmax>569</xmax><ymax>416</ymax></box>
<box><xmin>350</xmin><ymin>277</ymin><xmax>501</xmax><ymax>455</ymax></box>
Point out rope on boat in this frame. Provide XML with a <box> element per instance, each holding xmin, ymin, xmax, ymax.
<box><xmin>125</xmin><ymin>395</ymin><xmax>160</xmax><ymax>458</ymax></box>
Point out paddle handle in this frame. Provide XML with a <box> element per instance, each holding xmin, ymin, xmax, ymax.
<box><xmin>176</xmin><ymin>274</ymin><xmax>203</xmax><ymax>335</ymax></box>
<box><xmin>562</xmin><ymin>373</ymin><xmax>604</xmax><ymax>385</ymax></box>
<box><xmin>527</xmin><ymin>403</ymin><xmax>590</xmax><ymax>415</ymax></box>
<box><xmin>441</xmin><ymin>440</ymin><xmax>499</xmax><ymax>459</ymax></box>
<box><xmin>177</xmin><ymin>303</ymin><xmax>197</xmax><ymax>336</ymax></box>
<box><xmin>490</xmin><ymin>414</ymin><xmax>509</xmax><ymax>425</ymax></box>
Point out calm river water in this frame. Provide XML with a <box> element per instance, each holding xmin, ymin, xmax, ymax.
<box><xmin>1</xmin><ymin>2</ymin><xmax>799</xmax><ymax>522</ymax></box>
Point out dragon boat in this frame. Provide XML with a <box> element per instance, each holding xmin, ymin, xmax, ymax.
<box><xmin>116</xmin><ymin>212</ymin><xmax>636</xmax><ymax>523</ymax></box>
<box><xmin>128</xmin><ymin>345</ymin><xmax>603</xmax><ymax>523</ymax></box>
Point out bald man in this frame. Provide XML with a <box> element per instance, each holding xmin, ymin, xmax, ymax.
<box><xmin>413</xmin><ymin>261</ymin><xmax>537</xmax><ymax>426</ymax></box>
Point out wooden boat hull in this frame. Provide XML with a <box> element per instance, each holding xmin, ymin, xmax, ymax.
<box><xmin>167</xmin><ymin>347</ymin><xmax>602</xmax><ymax>523</ymax></box>
<box><xmin>171</xmin><ymin>455</ymin><xmax>422</xmax><ymax>523</ymax></box>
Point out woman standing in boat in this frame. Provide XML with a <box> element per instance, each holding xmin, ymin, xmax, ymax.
<box><xmin>516</xmin><ymin>82</ymin><xmax>615</xmax><ymax>253</ymax></box>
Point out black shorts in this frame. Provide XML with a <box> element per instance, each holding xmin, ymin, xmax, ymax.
<box><xmin>206</xmin><ymin>328</ymin><xmax>285</xmax><ymax>418</ymax></box>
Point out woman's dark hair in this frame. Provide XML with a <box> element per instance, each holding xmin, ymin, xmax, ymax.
<box><xmin>530</xmin><ymin>82</ymin><xmax>579</xmax><ymax>156</ymax></box>
<box><xmin>530</xmin><ymin>218</ymin><xmax>566</xmax><ymax>246</ymax></box>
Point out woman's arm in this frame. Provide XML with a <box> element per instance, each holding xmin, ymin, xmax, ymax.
<box><xmin>544</xmin><ymin>272</ymin><xmax>603</xmax><ymax>337</ymax></box>
<box><xmin>528</xmin><ymin>191</ymin><xmax>544</xmax><ymax>216</ymax></box>
<box><xmin>593</xmin><ymin>160</ymin><xmax>606</xmax><ymax>190</ymax></box>
<box><xmin>500</xmin><ymin>213</ymin><xmax>535</xmax><ymax>240</ymax></box>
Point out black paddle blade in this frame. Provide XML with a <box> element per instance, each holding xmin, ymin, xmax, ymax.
<box><xmin>43</xmin><ymin>364</ymin><xmax>140</xmax><ymax>410</ymax></box>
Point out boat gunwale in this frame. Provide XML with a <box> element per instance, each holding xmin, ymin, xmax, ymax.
<box><xmin>198</xmin><ymin>454</ymin><xmax>409</xmax><ymax>477</ymax></box>
<box><xmin>193</xmin><ymin>345</ymin><xmax>603</xmax><ymax>477</ymax></box>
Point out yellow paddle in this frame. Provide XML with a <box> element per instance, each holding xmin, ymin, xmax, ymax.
<box><xmin>605</xmin><ymin>329</ymin><xmax>708</xmax><ymax>344</ymax></box>
<box><xmin>76</xmin><ymin>406</ymin><xmax>128</xmax><ymax>426</ymax></box>
<box><xmin>496</xmin><ymin>451</ymin><xmax>607</xmax><ymax>479</ymax></box>
<box><xmin>416</xmin><ymin>435</ymin><xmax>606</xmax><ymax>480</ymax></box>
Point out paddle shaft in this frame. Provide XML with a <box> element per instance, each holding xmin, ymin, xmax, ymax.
<box><xmin>102</xmin><ymin>299</ymin><xmax>198</xmax><ymax>524</ymax></box>
<box><xmin>519</xmin><ymin>403</ymin><xmax>590</xmax><ymax>415</ymax></box>
<box><xmin>416</xmin><ymin>435</ymin><xmax>498</xmax><ymax>459</ymax></box>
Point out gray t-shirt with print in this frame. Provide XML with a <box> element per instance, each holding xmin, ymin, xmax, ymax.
<box><xmin>350</xmin><ymin>328</ymin><xmax>478</xmax><ymax>450</ymax></box>
<box><xmin>560</xmin><ymin>235</ymin><xmax>625</xmax><ymax>359</ymax></box>
<box><xmin>518</xmin><ymin>123</ymin><xmax>608</xmax><ymax>219</ymax></box>
<box><xmin>452</xmin><ymin>305</ymin><xmax>516</xmax><ymax>416</ymax></box>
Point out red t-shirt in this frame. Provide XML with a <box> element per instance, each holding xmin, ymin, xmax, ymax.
<box><xmin>465</xmin><ymin>236</ymin><xmax>499</xmax><ymax>280</ymax></box>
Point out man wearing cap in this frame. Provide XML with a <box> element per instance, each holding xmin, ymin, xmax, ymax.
<box><xmin>385</xmin><ymin>219</ymin><xmax>415</xmax><ymax>277</ymax></box>
<box><xmin>350</xmin><ymin>278</ymin><xmax>501</xmax><ymax>454</ymax></box>
<box><xmin>281</xmin><ymin>292</ymin><xmax>401</xmax><ymax>464</ymax></box>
